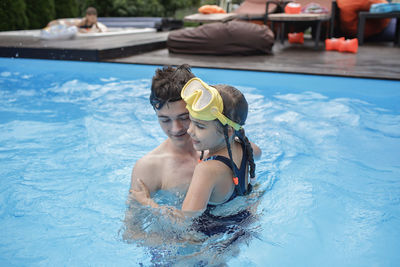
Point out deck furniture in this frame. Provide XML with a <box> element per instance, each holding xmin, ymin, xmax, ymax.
<box><xmin>267</xmin><ymin>13</ymin><xmax>331</xmax><ymax>48</ymax></box>
<box><xmin>265</xmin><ymin>0</ymin><xmax>335</xmax><ymax>49</ymax></box>
<box><xmin>357</xmin><ymin>11</ymin><xmax>400</xmax><ymax>46</ymax></box>
<box><xmin>183</xmin><ymin>13</ymin><xmax>238</xmax><ymax>23</ymax></box>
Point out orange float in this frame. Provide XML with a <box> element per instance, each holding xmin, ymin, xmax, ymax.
<box><xmin>338</xmin><ymin>38</ymin><xmax>358</xmax><ymax>53</ymax></box>
<box><xmin>198</xmin><ymin>5</ymin><xmax>226</xmax><ymax>14</ymax></box>
<box><xmin>325</xmin><ymin>37</ymin><xmax>345</xmax><ymax>51</ymax></box>
<box><xmin>288</xmin><ymin>32</ymin><xmax>304</xmax><ymax>44</ymax></box>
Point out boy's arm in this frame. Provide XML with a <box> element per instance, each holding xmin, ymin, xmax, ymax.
<box><xmin>249</xmin><ymin>141</ymin><xmax>262</xmax><ymax>160</ymax></box>
<box><xmin>129</xmin><ymin>157</ymin><xmax>161</xmax><ymax>206</ymax></box>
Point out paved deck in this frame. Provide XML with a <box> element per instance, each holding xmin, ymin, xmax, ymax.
<box><xmin>0</xmin><ymin>30</ymin><xmax>399</xmax><ymax>80</ymax></box>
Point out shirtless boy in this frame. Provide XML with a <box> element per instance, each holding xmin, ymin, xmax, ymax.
<box><xmin>129</xmin><ymin>64</ymin><xmax>198</xmax><ymax>197</ymax></box>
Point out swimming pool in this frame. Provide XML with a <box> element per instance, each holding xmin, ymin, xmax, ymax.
<box><xmin>1</xmin><ymin>58</ymin><xmax>399</xmax><ymax>266</ymax></box>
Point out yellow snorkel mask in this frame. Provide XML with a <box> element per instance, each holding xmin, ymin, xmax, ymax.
<box><xmin>181</xmin><ymin>78</ymin><xmax>242</xmax><ymax>131</ymax></box>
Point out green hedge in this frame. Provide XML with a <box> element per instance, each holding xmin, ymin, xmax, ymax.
<box><xmin>81</xmin><ymin>0</ymin><xmax>115</xmax><ymax>17</ymax></box>
<box><xmin>55</xmin><ymin>0</ymin><xmax>79</xmax><ymax>19</ymax></box>
<box><xmin>25</xmin><ymin>0</ymin><xmax>56</xmax><ymax>29</ymax></box>
<box><xmin>0</xmin><ymin>0</ymin><xmax>201</xmax><ymax>31</ymax></box>
<box><xmin>0</xmin><ymin>0</ymin><xmax>28</xmax><ymax>31</ymax></box>
<box><xmin>111</xmin><ymin>0</ymin><xmax>164</xmax><ymax>17</ymax></box>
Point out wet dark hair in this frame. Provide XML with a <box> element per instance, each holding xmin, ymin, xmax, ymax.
<box><xmin>213</xmin><ymin>85</ymin><xmax>256</xmax><ymax>196</ymax></box>
<box><xmin>150</xmin><ymin>64</ymin><xmax>195</xmax><ymax>110</ymax></box>
<box><xmin>86</xmin><ymin>7</ymin><xmax>97</xmax><ymax>16</ymax></box>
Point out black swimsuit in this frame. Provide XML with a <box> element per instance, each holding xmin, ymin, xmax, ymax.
<box><xmin>203</xmin><ymin>141</ymin><xmax>249</xmax><ymax>206</ymax></box>
<box><xmin>192</xmin><ymin>141</ymin><xmax>253</xmax><ymax>237</ymax></box>
<box><xmin>79</xmin><ymin>24</ymin><xmax>93</xmax><ymax>29</ymax></box>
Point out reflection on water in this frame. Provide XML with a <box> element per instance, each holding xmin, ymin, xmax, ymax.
<box><xmin>0</xmin><ymin>60</ymin><xmax>399</xmax><ymax>266</ymax></box>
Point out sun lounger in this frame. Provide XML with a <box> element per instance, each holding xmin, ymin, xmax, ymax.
<box><xmin>233</xmin><ymin>0</ymin><xmax>280</xmax><ymax>23</ymax></box>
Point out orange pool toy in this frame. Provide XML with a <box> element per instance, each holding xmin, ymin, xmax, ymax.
<box><xmin>198</xmin><ymin>5</ymin><xmax>226</xmax><ymax>14</ymax></box>
<box><xmin>285</xmin><ymin>3</ymin><xmax>301</xmax><ymax>14</ymax></box>
<box><xmin>288</xmin><ymin>32</ymin><xmax>304</xmax><ymax>44</ymax></box>
<box><xmin>325</xmin><ymin>37</ymin><xmax>345</xmax><ymax>51</ymax></box>
<box><xmin>338</xmin><ymin>38</ymin><xmax>358</xmax><ymax>53</ymax></box>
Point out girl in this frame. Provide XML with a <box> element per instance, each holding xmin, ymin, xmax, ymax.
<box><xmin>133</xmin><ymin>77</ymin><xmax>256</xmax><ymax>215</ymax></box>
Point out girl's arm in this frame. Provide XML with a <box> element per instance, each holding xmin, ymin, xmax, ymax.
<box><xmin>132</xmin><ymin>161</ymin><xmax>219</xmax><ymax>216</ymax></box>
<box><xmin>181</xmin><ymin>162</ymin><xmax>217</xmax><ymax>212</ymax></box>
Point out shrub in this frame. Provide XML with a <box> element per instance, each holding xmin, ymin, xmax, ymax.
<box><xmin>80</xmin><ymin>0</ymin><xmax>115</xmax><ymax>17</ymax></box>
<box><xmin>160</xmin><ymin>0</ymin><xmax>200</xmax><ymax>17</ymax></box>
<box><xmin>25</xmin><ymin>0</ymin><xmax>56</xmax><ymax>29</ymax></box>
<box><xmin>55</xmin><ymin>0</ymin><xmax>79</xmax><ymax>19</ymax></box>
<box><xmin>111</xmin><ymin>0</ymin><xmax>164</xmax><ymax>17</ymax></box>
<box><xmin>0</xmin><ymin>0</ymin><xmax>202</xmax><ymax>31</ymax></box>
<box><xmin>0</xmin><ymin>0</ymin><xmax>29</xmax><ymax>31</ymax></box>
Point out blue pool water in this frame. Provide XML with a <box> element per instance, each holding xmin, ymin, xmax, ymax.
<box><xmin>0</xmin><ymin>58</ymin><xmax>400</xmax><ymax>266</ymax></box>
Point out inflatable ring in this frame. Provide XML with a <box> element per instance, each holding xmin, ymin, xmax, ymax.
<box><xmin>41</xmin><ymin>24</ymin><xmax>78</xmax><ymax>40</ymax></box>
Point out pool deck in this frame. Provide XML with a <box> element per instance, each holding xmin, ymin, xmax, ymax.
<box><xmin>0</xmin><ymin>30</ymin><xmax>399</xmax><ymax>80</ymax></box>
<box><xmin>109</xmin><ymin>41</ymin><xmax>400</xmax><ymax>80</ymax></box>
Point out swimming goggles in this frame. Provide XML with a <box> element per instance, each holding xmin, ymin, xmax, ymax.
<box><xmin>181</xmin><ymin>78</ymin><xmax>241</xmax><ymax>131</ymax></box>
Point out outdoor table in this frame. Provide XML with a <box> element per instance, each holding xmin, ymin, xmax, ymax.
<box><xmin>267</xmin><ymin>13</ymin><xmax>331</xmax><ymax>49</ymax></box>
<box><xmin>183</xmin><ymin>13</ymin><xmax>238</xmax><ymax>24</ymax></box>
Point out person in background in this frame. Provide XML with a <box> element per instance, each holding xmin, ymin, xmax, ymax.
<box><xmin>76</xmin><ymin>7</ymin><xmax>104</xmax><ymax>33</ymax></box>
<box><xmin>45</xmin><ymin>6</ymin><xmax>106</xmax><ymax>33</ymax></box>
